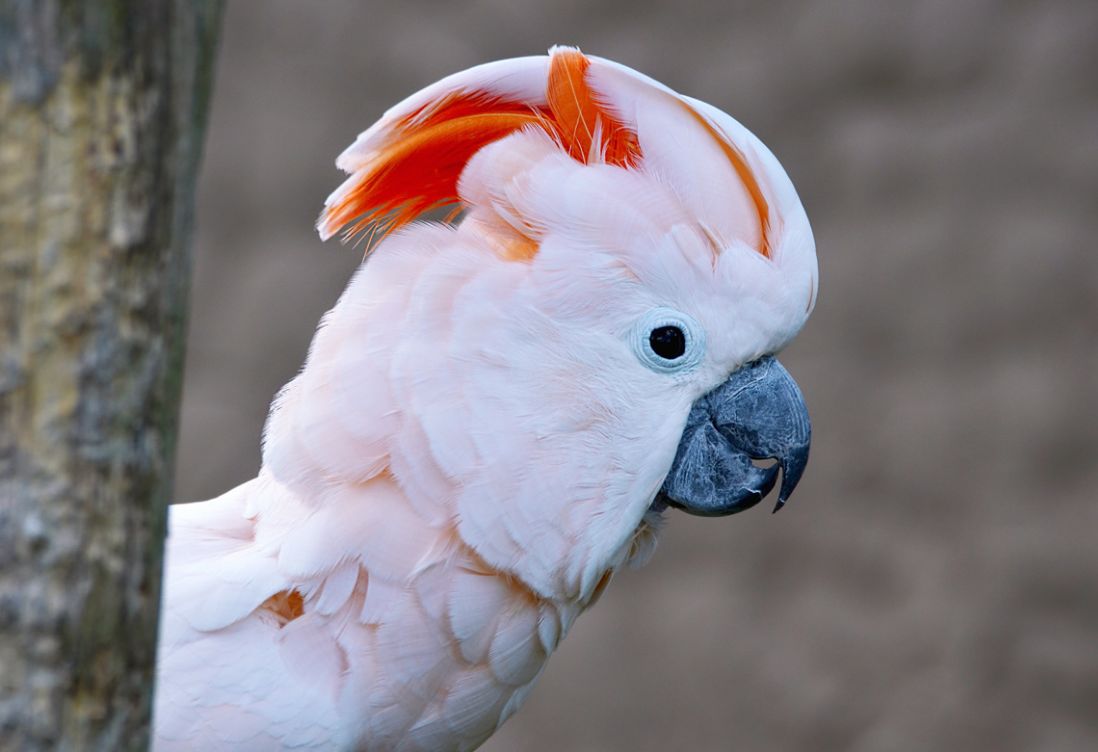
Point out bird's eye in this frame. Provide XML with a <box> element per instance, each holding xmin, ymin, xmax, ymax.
<box><xmin>649</xmin><ymin>326</ymin><xmax>686</xmax><ymax>360</ymax></box>
<box><xmin>631</xmin><ymin>308</ymin><xmax>706</xmax><ymax>374</ymax></box>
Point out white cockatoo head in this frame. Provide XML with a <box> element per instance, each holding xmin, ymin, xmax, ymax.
<box><xmin>283</xmin><ymin>47</ymin><xmax>816</xmax><ymax>605</ymax></box>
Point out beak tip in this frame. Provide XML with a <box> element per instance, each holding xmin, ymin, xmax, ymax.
<box><xmin>772</xmin><ymin>447</ymin><xmax>809</xmax><ymax>513</ymax></box>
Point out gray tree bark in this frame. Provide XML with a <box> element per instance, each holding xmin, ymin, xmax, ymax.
<box><xmin>0</xmin><ymin>1</ymin><xmax>223</xmax><ymax>749</ymax></box>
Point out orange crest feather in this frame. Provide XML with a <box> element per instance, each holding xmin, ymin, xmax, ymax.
<box><xmin>320</xmin><ymin>49</ymin><xmax>642</xmax><ymax>245</ymax></box>
<box><xmin>678</xmin><ymin>102</ymin><xmax>772</xmax><ymax>259</ymax></box>
<box><xmin>546</xmin><ymin>48</ymin><xmax>641</xmax><ymax>167</ymax></box>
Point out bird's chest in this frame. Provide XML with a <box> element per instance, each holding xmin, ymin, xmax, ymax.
<box><xmin>338</xmin><ymin>567</ymin><xmax>569</xmax><ymax>750</ymax></box>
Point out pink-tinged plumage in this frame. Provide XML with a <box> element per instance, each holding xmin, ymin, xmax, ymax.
<box><xmin>154</xmin><ymin>46</ymin><xmax>817</xmax><ymax>750</ymax></box>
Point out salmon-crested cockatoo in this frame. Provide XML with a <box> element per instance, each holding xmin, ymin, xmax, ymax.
<box><xmin>154</xmin><ymin>47</ymin><xmax>817</xmax><ymax>751</ymax></box>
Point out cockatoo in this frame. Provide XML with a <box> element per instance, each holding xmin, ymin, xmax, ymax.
<box><xmin>153</xmin><ymin>47</ymin><xmax>817</xmax><ymax>751</ymax></box>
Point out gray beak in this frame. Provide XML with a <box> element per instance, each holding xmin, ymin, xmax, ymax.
<box><xmin>657</xmin><ymin>356</ymin><xmax>811</xmax><ymax>516</ymax></box>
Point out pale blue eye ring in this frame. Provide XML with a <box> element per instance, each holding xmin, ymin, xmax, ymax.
<box><xmin>631</xmin><ymin>308</ymin><xmax>706</xmax><ymax>374</ymax></box>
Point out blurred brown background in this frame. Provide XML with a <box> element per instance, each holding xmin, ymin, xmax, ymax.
<box><xmin>175</xmin><ymin>1</ymin><xmax>1098</xmax><ymax>750</ymax></box>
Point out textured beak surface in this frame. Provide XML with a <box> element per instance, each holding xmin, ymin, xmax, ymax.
<box><xmin>658</xmin><ymin>357</ymin><xmax>811</xmax><ymax>516</ymax></box>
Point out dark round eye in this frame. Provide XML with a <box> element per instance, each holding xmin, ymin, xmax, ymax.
<box><xmin>649</xmin><ymin>325</ymin><xmax>686</xmax><ymax>360</ymax></box>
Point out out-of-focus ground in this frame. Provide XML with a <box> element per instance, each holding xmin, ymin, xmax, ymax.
<box><xmin>175</xmin><ymin>1</ymin><xmax>1098</xmax><ymax>749</ymax></box>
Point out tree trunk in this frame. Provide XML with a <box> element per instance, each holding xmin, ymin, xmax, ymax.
<box><xmin>0</xmin><ymin>1</ymin><xmax>223</xmax><ymax>749</ymax></box>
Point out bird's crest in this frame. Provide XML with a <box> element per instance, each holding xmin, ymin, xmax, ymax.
<box><xmin>318</xmin><ymin>47</ymin><xmax>641</xmax><ymax>244</ymax></box>
<box><xmin>319</xmin><ymin>47</ymin><xmax>776</xmax><ymax>264</ymax></box>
